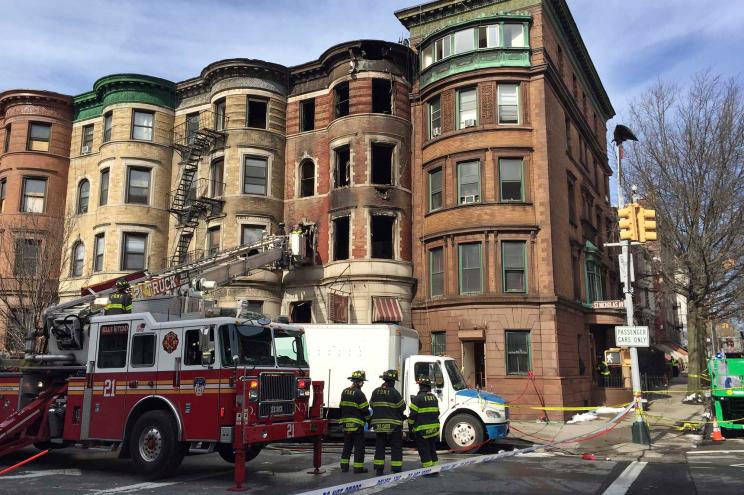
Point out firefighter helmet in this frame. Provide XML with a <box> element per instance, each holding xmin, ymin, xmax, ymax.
<box><xmin>416</xmin><ymin>375</ymin><xmax>432</xmax><ymax>388</ymax></box>
<box><xmin>348</xmin><ymin>370</ymin><xmax>367</xmax><ymax>382</ymax></box>
<box><xmin>115</xmin><ymin>278</ymin><xmax>130</xmax><ymax>290</ymax></box>
<box><xmin>380</xmin><ymin>369</ymin><xmax>399</xmax><ymax>381</ymax></box>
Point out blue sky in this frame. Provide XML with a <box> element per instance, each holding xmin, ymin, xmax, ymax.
<box><xmin>1</xmin><ymin>0</ymin><xmax>742</xmax><ymax>121</ymax></box>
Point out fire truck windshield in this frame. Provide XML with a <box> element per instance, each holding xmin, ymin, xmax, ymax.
<box><xmin>273</xmin><ymin>328</ymin><xmax>309</xmax><ymax>368</ymax></box>
<box><xmin>223</xmin><ymin>324</ymin><xmax>309</xmax><ymax>368</ymax></box>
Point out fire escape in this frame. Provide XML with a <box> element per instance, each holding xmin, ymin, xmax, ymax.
<box><xmin>169</xmin><ymin>110</ymin><xmax>227</xmax><ymax>266</ymax></box>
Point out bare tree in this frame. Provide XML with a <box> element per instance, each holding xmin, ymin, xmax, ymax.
<box><xmin>625</xmin><ymin>72</ymin><xmax>744</xmax><ymax>393</ymax></box>
<box><xmin>0</xmin><ymin>213</ymin><xmax>78</xmax><ymax>357</ymax></box>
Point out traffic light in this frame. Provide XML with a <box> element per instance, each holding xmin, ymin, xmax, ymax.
<box><xmin>618</xmin><ymin>204</ymin><xmax>639</xmax><ymax>241</ymax></box>
<box><xmin>637</xmin><ymin>207</ymin><xmax>657</xmax><ymax>243</ymax></box>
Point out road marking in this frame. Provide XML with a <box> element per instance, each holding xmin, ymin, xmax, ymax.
<box><xmin>602</xmin><ymin>461</ymin><xmax>647</xmax><ymax>495</ymax></box>
<box><xmin>687</xmin><ymin>450</ymin><xmax>744</xmax><ymax>454</ymax></box>
<box><xmin>1</xmin><ymin>468</ymin><xmax>82</xmax><ymax>480</ymax></box>
<box><xmin>88</xmin><ymin>469</ymin><xmax>231</xmax><ymax>494</ymax></box>
<box><xmin>731</xmin><ymin>463</ymin><xmax>744</xmax><ymax>467</ymax></box>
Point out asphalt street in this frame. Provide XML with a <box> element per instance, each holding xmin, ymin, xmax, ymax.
<box><xmin>0</xmin><ymin>436</ymin><xmax>742</xmax><ymax>494</ymax></box>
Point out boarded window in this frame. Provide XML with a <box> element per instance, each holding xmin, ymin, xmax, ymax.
<box><xmin>207</xmin><ymin>226</ymin><xmax>220</xmax><ymax>255</ymax></box>
<box><xmin>27</xmin><ymin>122</ymin><xmax>51</xmax><ymax>151</ymax></box>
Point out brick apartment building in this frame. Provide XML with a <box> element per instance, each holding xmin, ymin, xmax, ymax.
<box><xmin>0</xmin><ymin>90</ymin><xmax>73</xmax><ymax>352</ymax></box>
<box><xmin>0</xmin><ymin>0</ymin><xmax>631</xmax><ymax>413</ymax></box>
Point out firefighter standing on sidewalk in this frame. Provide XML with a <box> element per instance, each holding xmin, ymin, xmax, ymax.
<box><xmin>339</xmin><ymin>370</ymin><xmax>371</xmax><ymax>474</ymax></box>
<box><xmin>408</xmin><ymin>375</ymin><xmax>440</xmax><ymax>476</ymax></box>
<box><xmin>370</xmin><ymin>369</ymin><xmax>406</xmax><ymax>475</ymax></box>
<box><xmin>104</xmin><ymin>278</ymin><xmax>133</xmax><ymax>315</ymax></box>
<box><xmin>596</xmin><ymin>358</ymin><xmax>610</xmax><ymax>387</ymax></box>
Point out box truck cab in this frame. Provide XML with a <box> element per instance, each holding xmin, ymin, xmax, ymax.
<box><xmin>302</xmin><ymin>324</ymin><xmax>508</xmax><ymax>451</ymax></box>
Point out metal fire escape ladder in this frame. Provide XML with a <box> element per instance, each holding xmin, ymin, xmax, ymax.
<box><xmin>169</xmin><ymin>111</ymin><xmax>227</xmax><ymax>265</ymax></box>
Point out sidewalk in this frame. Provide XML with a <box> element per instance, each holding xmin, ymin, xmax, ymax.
<box><xmin>505</xmin><ymin>376</ymin><xmax>706</xmax><ymax>462</ymax></box>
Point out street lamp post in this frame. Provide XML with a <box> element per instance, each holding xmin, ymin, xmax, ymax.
<box><xmin>613</xmin><ymin>124</ymin><xmax>651</xmax><ymax>445</ymax></box>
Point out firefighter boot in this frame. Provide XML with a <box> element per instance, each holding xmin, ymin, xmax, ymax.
<box><xmin>354</xmin><ymin>467</ymin><xmax>369</xmax><ymax>474</ymax></box>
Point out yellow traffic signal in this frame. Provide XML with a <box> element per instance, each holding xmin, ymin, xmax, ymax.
<box><xmin>618</xmin><ymin>204</ymin><xmax>639</xmax><ymax>241</ymax></box>
<box><xmin>637</xmin><ymin>207</ymin><xmax>657</xmax><ymax>243</ymax></box>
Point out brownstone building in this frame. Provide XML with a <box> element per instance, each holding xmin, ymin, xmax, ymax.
<box><xmin>0</xmin><ymin>90</ymin><xmax>73</xmax><ymax>352</ymax></box>
<box><xmin>397</xmin><ymin>0</ymin><xmax>624</xmax><ymax>415</ymax></box>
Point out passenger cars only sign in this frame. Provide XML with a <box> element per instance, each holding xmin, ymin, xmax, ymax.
<box><xmin>615</xmin><ymin>326</ymin><xmax>650</xmax><ymax>347</ymax></box>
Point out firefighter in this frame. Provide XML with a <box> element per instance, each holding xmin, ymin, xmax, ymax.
<box><xmin>104</xmin><ymin>278</ymin><xmax>133</xmax><ymax>315</ymax></box>
<box><xmin>408</xmin><ymin>375</ymin><xmax>440</xmax><ymax>476</ymax></box>
<box><xmin>596</xmin><ymin>359</ymin><xmax>610</xmax><ymax>386</ymax></box>
<box><xmin>340</xmin><ymin>370</ymin><xmax>370</xmax><ymax>474</ymax></box>
<box><xmin>370</xmin><ymin>369</ymin><xmax>406</xmax><ymax>475</ymax></box>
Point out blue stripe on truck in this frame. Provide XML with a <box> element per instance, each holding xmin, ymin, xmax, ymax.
<box><xmin>455</xmin><ymin>389</ymin><xmax>507</xmax><ymax>404</ymax></box>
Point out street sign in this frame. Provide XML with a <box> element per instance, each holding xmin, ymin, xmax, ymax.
<box><xmin>592</xmin><ymin>300</ymin><xmax>625</xmax><ymax>310</ymax></box>
<box><xmin>615</xmin><ymin>326</ymin><xmax>649</xmax><ymax>347</ymax></box>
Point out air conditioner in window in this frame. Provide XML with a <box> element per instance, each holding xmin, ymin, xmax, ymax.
<box><xmin>463</xmin><ymin>119</ymin><xmax>477</xmax><ymax>128</ymax></box>
<box><xmin>461</xmin><ymin>195</ymin><xmax>478</xmax><ymax>204</ymax></box>
<box><xmin>81</xmin><ymin>145</ymin><xmax>92</xmax><ymax>154</ymax></box>
<box><xmin>432</xmin><ymin>127</ymin><xmax>441</xmax><ymax>137</ymax></box>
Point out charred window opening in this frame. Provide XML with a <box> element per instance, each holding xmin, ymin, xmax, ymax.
<box><xmin>372</xmin><ymin>78</ymin><xmax>392</xmax><ymax>114</ymax></box>
<box><xmin>371</xmin><ymin>214</ymin><xmax>395</xmax><ymax>260</ymax></box>
<box><xmin>371</xmin><ymin>143</ymin><xmax>394</xmax><ymax>185</ymax></box>
<box><xmin>290</xmin><ymin>301</ymin><xmax>312</xmax><ymax>323</ymax></box>
<box><xmin>247</xmin><ymin>98</ymin><xmax>268</xmax><ymax>129</ymax></box>
<box><xmin>300</xmin><ymin>99</ymin><xmax>315</xmax><ymax>132</ymax></box>
<box><xmin>335</xmin><ymin>82</ymin><xmax>350</xmax><ymax>118</ymax></box>
<box><xmin>334</xmin><ymin>145</ymin><xmax>350</xmax><ymax>188</ymax></box>
<box><xmin>332</xmin><ymin>216</ymin><xmax>350</xmax><ymax>261</ymax></box>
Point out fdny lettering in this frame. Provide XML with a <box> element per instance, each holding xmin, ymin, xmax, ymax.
<box><xmin>100</xmin><ymin>324</ymin><xmax>129</xmax><ymax>335</ymax></box>
<box><xmin>131</xmin><ymin>272</ymin><xmax>188</xmax><ymax>299</ymax></box>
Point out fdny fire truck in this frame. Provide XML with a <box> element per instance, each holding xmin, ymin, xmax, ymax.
<box><xmin>0</xmin><ymin>234</ymin><xmax>327</xmax><ymax>482</ymax></box>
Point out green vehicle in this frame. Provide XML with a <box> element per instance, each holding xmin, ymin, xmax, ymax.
<box><xmin>708</xmin><ymin>336</ymin><xmax>744</xmax><ymax>431</ymax></box>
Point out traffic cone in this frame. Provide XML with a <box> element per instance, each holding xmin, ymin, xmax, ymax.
<box><xmin>710</xmin><ymin>416</ymin><xmax>726</xmax><ymax>442</ymax></box>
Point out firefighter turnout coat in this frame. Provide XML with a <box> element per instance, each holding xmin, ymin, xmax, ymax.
<box><xmin>408</xmin><ymin>390</ymin><xmax>440</xmax><ymax>438</ymax></box>
<box><xmin>104</xmin><ymin>291</ymin><xmax>133</xmax><ymax>315</ymax></box>
<box><xmin>340</xmin><ymin>386</ymin><xmax>370</xmax><ymax>432</ymax></box>
<box><xmin>370</xmin><ymin>385</ymin><xmax>405</xmax><ymax>432</ymax></box>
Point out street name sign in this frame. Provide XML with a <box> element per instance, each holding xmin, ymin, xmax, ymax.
<box><xmin>615</xmin><ymin>326</ymin><xmax>649</xmax><ymax>347</ymax></box>
<box><xmin>592</xmin><ymin>300</ymin><xmax>625</xmax><ymax>309</ymax></box>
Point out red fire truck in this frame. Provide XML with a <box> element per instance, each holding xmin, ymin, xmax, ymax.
<box><xmin>0</xmin><ymin>234</ymin><xmax>327</xmax><ymax>484</ymax></box>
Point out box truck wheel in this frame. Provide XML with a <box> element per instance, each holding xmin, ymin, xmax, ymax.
<box><xmin>216</xmin><ymin>444</ymin><xmax>263</xmax><ymax>463</ymax></box>
<box><xmin>130</xmin><ymin>410</ymin><xmax>184</xmax><ymax>477</ymax></box>
<box><xmin>444</xmin><ymin>413</ymin><xmax>484</xmax><ymax>452</ymax></box>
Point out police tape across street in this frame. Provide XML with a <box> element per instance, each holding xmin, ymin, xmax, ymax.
<box><xmin>294</xmin><ymin>403</ymin><xmax>634</xmax><ymax>495</ymax></box>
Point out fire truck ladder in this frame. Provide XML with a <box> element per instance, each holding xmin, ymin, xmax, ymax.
<box><xmin>169</xmin><ymin>110</ymin><xmax>228</xmax><ymax>266</ymax></box>
<box><xmin>47</xmin><ymin>235</ymin><xmax>290</xmax><ymax>318</ymax></box>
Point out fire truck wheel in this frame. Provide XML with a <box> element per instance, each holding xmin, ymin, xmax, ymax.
<box><xmin>216</xmin><ymin>444</ymin><xmax>263</xmax><ymax>463</ymax></box>
<box><xmin>444</xmin><ymin>413</ymin><xmax>484</xmax><ymax>452</ymax></box>
<box><xmin>130</xmin><ymin>410</ymin><xmax>184</xmax><ymax>477</ymax></box>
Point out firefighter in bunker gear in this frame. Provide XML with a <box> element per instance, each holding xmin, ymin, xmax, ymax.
<box><xmin>370</xmin><ymin>369</ymin><xmax>406</xmax><ymax>475</ymax></box>
<box><xmin>596</xmin><ymin>359</ymin><xmax>610</xmax><ymax>386</ymax></box>
<box><xmin>409</xmin><ymin>375</ymin><xmax>440</xmax><ymax>475</ymax></box>
<box><xmin>340</xmin><ymin>370</ymin><xmax>370</xmax><ymax>473</ymax></box>
<box><xmin>104</xmin><ymin>278</ymin><xmax>133</xmax><ymax>315</ymax></box>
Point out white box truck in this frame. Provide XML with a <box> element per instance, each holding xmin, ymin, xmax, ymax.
<box><xmin>302</xmin><ymin>324</ymin><xmax>508</xmax><ymax>451</ymax></box>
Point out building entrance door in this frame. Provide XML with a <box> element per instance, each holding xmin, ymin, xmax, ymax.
<box><xmin>461</xmin><ymin>340</ymin><xmax>485</xmax><ymax>388</ymax></box>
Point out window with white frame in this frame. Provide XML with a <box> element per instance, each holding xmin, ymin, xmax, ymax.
<box><xmin>121</xmin><ymin>233</ymin><xmax>147</xmax><ymax>270</ymax></box>
<box><xmin>132</xmin><ymin>110</ymin><xmax>154</xmax><ymax>141</ymax></box>
<box><xmin>126</xmin><ymin>167</ymin><xmax>151</xmax><ymax>205</ymax></box>
<box><xmin>458</xmin><ymin>87</ymin><xmax>477</xmax><ymax>128</ymax></box>
<box><xmin>93</xmin><ymin>233</ymin><xmax>105</xmax><ymax>272</ymax></box>
<box><xmin>71</xmin><ymin>242</ymin><xmax>84</xmax><ymax>277</ymax></box>
<box><xmin>498</xmin><ymin>84</ymin><xmax>519</xmax><ymax>124</ymax></box>
<box><xmin>21</xmin><ymin>177</ymin><xmax>46</xmax><ymax>213</ymax></box>
<box><xmin>457</xmin><ymin>161</ymin><xmax>480</xmax><ymax>204</ymax></box>
<box><xmin>499</xmin><ymin>158</ymin><xmax>524</xmax><ymax>202</ymax></box>
<box><xmin>77</xmin><ymin>179</ymin><xmax>90</xmax><ymax>214</ymax></box>
<box><xmin>428</xmin><ymin>96</ymin><xmax>441</xmax><ymax>138</ymax></box>
<box><xmin>420</xmin><ymin>22</ymin><xmax>528</xmax><ymax>69</ymax></box>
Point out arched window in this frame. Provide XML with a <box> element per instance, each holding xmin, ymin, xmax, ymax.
<box><xmin>299</xmin><ymin>160</ymin><xmax>315</xmax><ymax>198</ymax></box>
<box><xmin>71</xmin><ymin>242</ymin><xmax>84</xmax><ymax>277</ymax></box>
<box><xmin>77</xmin><ymin>179</ymin><xmax>90</xmax><ymax>214</ymax></box>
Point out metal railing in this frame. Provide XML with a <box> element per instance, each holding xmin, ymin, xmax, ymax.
<box><xmin>168</xmin><ymin>178</ymin><xmax>226</xmax><ymax>213</ymax></box>
<box><xmin>172</xmin><ymin>110</ymin><xmax>229</xmax><ymax>149</ymax></box>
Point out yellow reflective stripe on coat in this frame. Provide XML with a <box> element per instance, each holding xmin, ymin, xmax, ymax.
<box><xmin>416</xmin><ymin>407</ymin><xmax>439</xmax><ymax>414</ymax></box>
<box><xmin>341</xmin><ymin>417</ymin><xmax>365</xmax><ymax>425</ymax></box>
<box><xmin>413</xmin><ymin>423</ymin><xmax>440</xmax><ymax>432</ymax></box>
<box><xmin>409</xmin><ymin>403</ymin><xmax>420</xmax><ymax>412</ymax></box>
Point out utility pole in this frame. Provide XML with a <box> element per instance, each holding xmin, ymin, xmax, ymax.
<box><xmin>613</xmin><ymin>125</ymin><xmax>651</xmax><ymax>445</ymax></box>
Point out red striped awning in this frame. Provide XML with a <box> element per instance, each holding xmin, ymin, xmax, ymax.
<box><xmin>372</xmin><ymin>297</ymin><xmax>402</xmax><ymax>323</ymax></box>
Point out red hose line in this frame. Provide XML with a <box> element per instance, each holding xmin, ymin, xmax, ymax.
<box><xmin>0</xmin><ymin>449</ymin><xmax>49</xmax><ymax>476</ymax></box>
